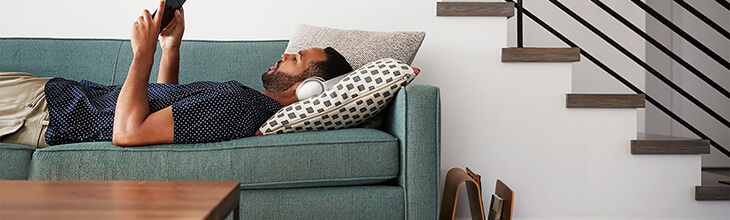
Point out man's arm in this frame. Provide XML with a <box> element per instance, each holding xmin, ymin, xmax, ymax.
<box><xmin>157</xmin><ymin>7</ymin><xmax>185</xmax><ymax>84</ymax></box>
<box><xmin>158</xmin><ymin>49</ymin><xmax>180</xmax><ymax>84</ymax></box>
<box><xmin>113</xmin><ymin>0</ymin><xmax>174</xmax><ymax>146</ymax></box>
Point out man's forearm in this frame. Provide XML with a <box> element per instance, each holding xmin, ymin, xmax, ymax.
<box><xmin>158</xmin><ymin>48</ymin><xmax>180</xmax><ymax>84</ymax></box>
<box><xmin>112</xmin><ymin>0</ymin><xmax>176</xmax><ymax>146</ymax></box>
<box><xmin>114</xmin><ymin>53</ymin><xmax>154</xmax><ymax>136</ymax></box>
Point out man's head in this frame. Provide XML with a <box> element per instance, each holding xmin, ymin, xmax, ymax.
<box><xmin>261</xmin><ymin>47</ymin><xmax>352</xmax><ymax>105</ymax></box>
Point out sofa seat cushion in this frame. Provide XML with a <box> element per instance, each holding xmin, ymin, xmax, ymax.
<box><xmin>29</xmin><ymin>128</ymin><xmax>398</xmax><ymax>189</ymax></box>
<box><xmin>0</xmin><ymin>143</ymin><xmax>35</xmax><ymax>180</ymax></box>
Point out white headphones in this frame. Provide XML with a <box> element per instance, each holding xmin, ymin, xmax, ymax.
<box><xmin>295</xmin><ymin>74</ymin><xmax>348</xmax><ymax>101</ymax></box>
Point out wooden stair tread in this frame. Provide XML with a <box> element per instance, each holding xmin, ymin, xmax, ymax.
<box><xmin>501</xmin><ymin>47</ymin><xmax>580</xmax><ymax>62</ymax></box>
<box><xmin>631</xmin><ymin>133</ymin><xmax>710</xmax><ymax>154</ymax></box>
<box><xmin>566</xmin><ymin>94</ymin><xmax>645</xmax><ymax>108</ymax></box>
<box><xmin>695</xmin><ymin>185</ymin><xmax>730</xmax><ymax>201</ymax></box>
<box><xmin>637</xmin><ymin>133</ymin><xmax>702</xmax><ymax>141</ymax></box>
<box><xmin>436</xmin><ymin>2</ymin><xmax>515</xmax><ymax>17</ymax></box>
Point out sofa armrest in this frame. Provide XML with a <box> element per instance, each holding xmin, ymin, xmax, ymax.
<box><xmin>381</xmin><ymin>84</ymin><xmax>441</xmax><ymax>220</ymax></box>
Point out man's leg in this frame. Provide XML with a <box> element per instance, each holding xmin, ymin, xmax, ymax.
<box><xmin>0</xmin><ymin>72</ymin><xmax>52</xmax><ymax>148</ymax></box>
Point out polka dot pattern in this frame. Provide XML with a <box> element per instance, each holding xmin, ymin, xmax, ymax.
<box><xmin>44</xmin><ymin>78</ymin><xmax>283</xmax><ymax>145</ymax></box>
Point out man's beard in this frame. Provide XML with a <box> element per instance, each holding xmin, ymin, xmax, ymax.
<box><xmin>261</xmin><ymin>69</ymin><xmax>311</xmax><ymax>93</ymax></box>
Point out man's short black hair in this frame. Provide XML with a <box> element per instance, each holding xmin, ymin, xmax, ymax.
<box><xmin>305</xmin><ymin>47</ymin><xmax>353</xmax><ymax>80</ymax></box>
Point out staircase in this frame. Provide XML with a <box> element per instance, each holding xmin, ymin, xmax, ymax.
<box><xmin>437</xmin><ymin>1</ymin><xmax>729</xmax><ymax>219</ymax></box>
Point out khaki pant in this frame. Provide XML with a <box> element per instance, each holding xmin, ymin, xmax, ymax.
<box><xmin>0</xmin><ymin>72</ymin><xmax>52</xmax><ymax>148</ymax></box>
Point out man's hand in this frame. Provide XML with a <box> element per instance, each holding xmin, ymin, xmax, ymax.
<box><xmin>160</xmin><ymin>7</ymin><xmax>185</xmax><ymax>51</ymax></box>
<box><xmin>157</xmin><ymin>7</ymin><xmax>184</xmax><ymax>84</ymax></box>
<box><xmin>131</xmin><ymin>0</ymin><xmax>166</xmax><ymax>57</ymax></box>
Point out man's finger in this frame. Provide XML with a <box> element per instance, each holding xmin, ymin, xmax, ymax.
<box><xmin>174</xmin><ymin>10</ymin><xmax>183</xmax><ymax>25</ymax></box>
<box><xmin>155</xmin><ymin>0</ymin><xmax>167</xmax><ymax>24</ymax></box>
<box><xmin>142</xmin><ymin>10</ymin><xmax>152</xmax><ymax>23</ymax></box>
<box><xmin>137</xmin><ymin>15</ymin><xmax>145</xmax><ymax>25</ymax></box>
<box><xmin>178</xmin><ymin>9</ymin><xmax>185</xmax><ymax>25</ymax></box>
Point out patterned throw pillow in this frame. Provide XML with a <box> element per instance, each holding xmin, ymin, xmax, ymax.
<box><xmin>285</xmin><ymin>24</ymin><xmax>426</xmax><ymax>69</ymax></box>
<box><xmin>257</xmin><ymin>58</ymin><xmax>417</xmax><ymax>136</ymax></box>
<box><xmin>285</xmin><ymin>24</ymin><xmax>426</xmax><ymax>129</ymax></box>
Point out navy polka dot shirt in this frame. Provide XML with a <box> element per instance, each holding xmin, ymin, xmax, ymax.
<box><xmin>44</xmin><ymin>78</ymin><xmax>283</xmax><ymax>145</ymax></box>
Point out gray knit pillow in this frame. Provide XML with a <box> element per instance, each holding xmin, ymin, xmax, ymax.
<box><xmin>285</xmin><ymin>24</ymin><xmax>426</xmax><ymax>69</ymax></box>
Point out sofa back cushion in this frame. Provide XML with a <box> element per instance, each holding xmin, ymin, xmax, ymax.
<box><xmin>0</xmin><ymin>38</ymin><xmax>288</xmax><ymax>89</ymax></box>
<box><xmin>0</xmin><ymin>38</ymin><xmax>121</xmax><ymax>84</ymax></box>
<box><xmin>113</xmin><ymin>40</ymin><xmax>288</xmax><ymax>90</ymax></box>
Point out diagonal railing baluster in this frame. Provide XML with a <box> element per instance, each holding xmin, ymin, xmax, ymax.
<box><xmin>632</xmin><ymin>0</ymin><xmax>730</xmax><ymax>70</ymax></box>
<box><xmin>673</xmin><ymin>0</ymin><xmax>729</xmax><ymax>40</ymax></box>
<box><xmin>715</xmin><ymin>0</ymin><xmax>730</xmax><ymax>11</ymax></box>
<box><xmin>590</xmin><ymin>0</ymin><xmax>730</xmax><ymax>98</ymax></box>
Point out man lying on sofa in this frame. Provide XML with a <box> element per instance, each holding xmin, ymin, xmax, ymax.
<box><xmin>0</xmin><ymin>0</ymin><xmax>353</xmax><ymax>148</ymax></box>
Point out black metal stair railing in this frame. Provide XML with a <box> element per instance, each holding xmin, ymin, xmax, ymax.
<box><xmin>590</xmin><ymin>0</ymin><xmax>730</xmax><ymax>99</ymax></box>
<box><xmin>548</xmin><ymin>0</ymin><xmax>730</xmax><ymax>129</ymax></box>
<box><xmin>632</xmin><ymin>0</ymin><xmax>730</xmax><ymax>70</ymax></box>
<box><xmin>507</xmin><ymin>0</ymin><xmax>730</xmax><ymax>158</ymax></box>
<box><xmin>717</xmin><ymin>0</ymin><xmax>730</xmax><ymax>11</ymax></box>
<box><xmin>516</xmin><ymin>0</ymin><xmax>523</xmax><ymax>47</ymax></box>
<box><xmin>673</xmin><ymin>0</ymin><xmax>729</xmax><ymax>40</ymax></box>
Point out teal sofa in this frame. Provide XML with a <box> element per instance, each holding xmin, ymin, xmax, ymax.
<box><xmin>0</xmin><ymin>38</ymin><xmax>440</xmax><ymax>219</ymax></box>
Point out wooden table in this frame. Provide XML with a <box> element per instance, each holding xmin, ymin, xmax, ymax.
<box><xmin>0</xmin><ymin>180</ymin><xmax>240</xmax><ymax>220</ymax></box>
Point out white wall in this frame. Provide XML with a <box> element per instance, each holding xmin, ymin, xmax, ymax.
<box><xmin>2</xmin><ymin>0</ymin><xmax>728</xmax><ymax>219</ymax></box>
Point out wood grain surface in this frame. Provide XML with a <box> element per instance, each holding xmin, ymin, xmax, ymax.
<box><xmin>0</xmin><ymin>180</ymin><xmax>240</xmax><ymax>220</ymax></box>
<box><xmin>632</xmin><ymin>133</ymin><xmax>710</xmax><ymax>154</ymax></box>
<box><xmin>437</xmin><ymin>2</ymin><xmax>515</xmax><ymax>17</ymax></box>
<box><xmin>495</xmin><ymin>179</ymin><xmax>513</xmax><ymax>220</ymax></box>
<box><xmin>695</xmin><ymin>185</ymin><xmax>730</xmax><ymax>200</ymax></box>
<box><xmin>566</xmin><ymin>94</ymin><xmax>645</xmax><ymax>108</ymax></box>
<box><xmin>501</xmin><ymin>47</ymin><xmax>581</xmax><ymax>62</ymax></box>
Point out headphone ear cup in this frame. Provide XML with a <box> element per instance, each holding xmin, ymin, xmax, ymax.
<box><xmin>296</xmin><ymin>77</ymin><xmax>326</xmax><ymax>101</ymax></box>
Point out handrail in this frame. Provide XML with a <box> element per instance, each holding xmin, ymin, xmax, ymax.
<box><xmin>673</xmin><ymin>0</ymin><xmax>729</xmax><ymax>39</ymax></box>
<box><xmin>504</xmin><ymin>0</ymin><xmax>730</xmax><ymax>158</ymax></box>
<box><xmin>548</xmin><ymin>0</ymin><xmax>730</xmax><ymax>129</ymax></box>
<box><xmin>590</xmin><ymin>0</ymin><xmax>730</xmax><ymax>99</ymax></box>
<box><xmin>715</xmin><ymin>0</ymin><xmax>730</xmax><ymax>11</ymax></box>
<box><xmin>632</xmin><ymin>0</ymin><xmax>730</xmax><ymax>70</ymax></box>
